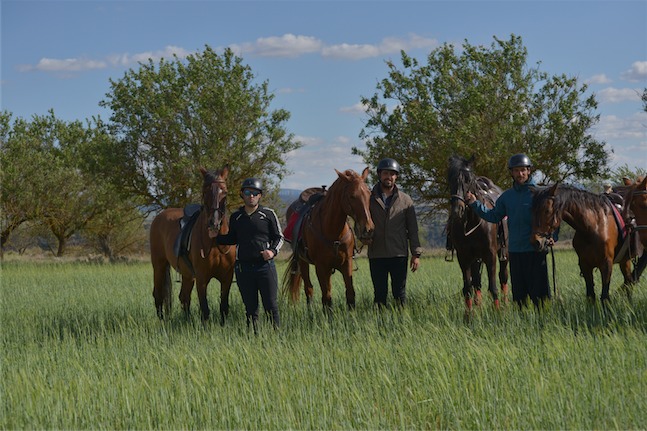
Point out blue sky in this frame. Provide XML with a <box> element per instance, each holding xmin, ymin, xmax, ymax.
<box><xmin>2</xmin><ymin>0</ymin><xmax>646</xmax><ymax>190</ymax></box>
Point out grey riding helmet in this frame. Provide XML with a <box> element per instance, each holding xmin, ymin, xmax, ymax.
<box><xmin>241</xmin><ymin>178</ymin><xmax>263</xmax><ymax>193</ymax></box>
<box><xmin>376</xmin><ymin>158</ymin><xmax>401</xmax><ymax>174</ymax></box>
<box><xmin>507</xmin><ymin>154</ymin><xmax>532</xmax><ymax>170</ymax></box>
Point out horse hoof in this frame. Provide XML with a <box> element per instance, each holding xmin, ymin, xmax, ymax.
<box><xmin>493</xmin><ymin>299</ymin><xmax>500</xmax><ymax>309</ymax></box>
<box><xmin>474</xmin><ymin>291</ymin><xmax>482</xmax><ymax>306</ymax></box>
<box><xmin>501</xmin><ymin>284</ymin><xmax>509</xmax><ymax>297</ymax></box>
<box><xmin>464</xmin><ymin>297</ymin><xmax>473</xmax><ymax>311</ymax></box>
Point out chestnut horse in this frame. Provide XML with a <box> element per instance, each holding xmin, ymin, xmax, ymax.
<box><xmin>149</xmin><ymin>166</ymin><xmax>235</xmax><ymax>323</ymax></box>
<box><xmin>622</xmin><ymin>176</ymin><xmax>647</xmax><ymax>280</ymax></box>
<box><xmin>531</xmin><ymin>183</ymin><xmax>634</xmax><ymax>303</ymax></box>
<box><xmin>282</xmin><ymin>168</ymin><xmax>374</xmax><ymax>310</ymax></box>
<box><xmin>447</xmin><ymin>155</ymin><xmax>509</xmax><ymax>312</ymax></box>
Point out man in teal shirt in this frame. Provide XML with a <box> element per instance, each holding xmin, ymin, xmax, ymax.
<box><xmin>466</xmin><ymin>154</ymin><xmax>552</xmax><ymax>308</ymax></box>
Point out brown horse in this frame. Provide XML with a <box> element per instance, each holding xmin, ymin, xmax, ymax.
<box><xmin>531</xmin><ymin>183</ymin><xmax>634</xmax><ymax>303</ymax></box>
<box><xmin>283</xmin><ymin>168</ymin><xmax>374</xmax><ymax>310</ymax></box>
<box><xmin>622</xmin><ymin>176</ymin><xmax>647</xmax><ymax>280</ymax></box>
<box><xmin>149</xmin><ymin>166</ymin><xmax>235</xmax><ymax>323</ymax></box>
<box><xmin>447</xmin><ymin>155</ymin><xmax>509</xmax><ymax>312</ymax></box>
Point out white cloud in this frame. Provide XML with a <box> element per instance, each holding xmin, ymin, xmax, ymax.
<box><xmin>593</xmin><ymin>112</ymin><xmax>647</xmax><ymax>141</ymax></box>
<box><xmin>323</xmin><ymin>34</ymin><xmax>438</xmax><ymax>60</ymax></box>
<box><xmin>596</xmin><ymin>87</ymin><xmax>642</xmax><ymax>103</ymax></box>
<box><xmin>230</xmin><ymin>34</ymin><xmax>323</xmax><ymax>58</ymax></box>
<box><xmin>620</xmin><ymin>61</ymin><xmax>647</xmax><ymax>82</ymax></box>
<box><xmin>277</xmin><ymin>87</ymin><xmax>306</xmax><ymax>94</ymax></box>
<box><xmin>21</xmin><ymin>57</ymin><xmax>107</xmax><ymax>72</ymax></box>
<box><xmin>584</xmin><ymin>74</ymin><xmax>612</xmax><ymax>85</ymax></box>
<box><xmin>20</xmin><ymin>34</ymin><xmax>437</xmax><ymax>75</ymax></box>
<box><xmin>21</xmin><ymin>45</ymin><xmax>193</xmax><ymax>73</ymax></box>
<box><xmin>339</xmin><ymin>102</ymin><xmax>366</xmax><ymax>114</ymax></box>
<box><xmin>595</xmin><ymin>112</ymin><xmax>647</xmax><ymax>172</ymax></box>
<box><xmin>107</xmin><ymin>45</ymin><xmax>192</xmax><ymax>67</ymax></box>
<box><xmin>282</xmin><ymin>135</ymin><xmax>367</xmax><ymax>189</ymax></box>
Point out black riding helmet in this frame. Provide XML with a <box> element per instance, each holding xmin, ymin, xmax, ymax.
<box><xmin>240</xmin><ymin>178</ymin><xmax>263</xmax><ymax>193</ymax></box>
<box><xmin>507</xmin><ymin>153</ymin><xmax>532</xmax><ymax>170</ymax></box>
<box><xmin>377</xmin><ymin>158</ymin><xmax>400</xmax><ymax>174</ymax></box>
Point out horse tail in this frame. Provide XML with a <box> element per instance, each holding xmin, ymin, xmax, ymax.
<box><xmin>281</xmin><ymin>250</ymin><xmax>302</xmax><ymax>303</ymax></box>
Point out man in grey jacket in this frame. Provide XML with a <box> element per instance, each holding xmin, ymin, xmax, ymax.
<box><xmin>368</xmin><ymin>158</ymin><xmax>423</xmax><ymax>308</ymax></box>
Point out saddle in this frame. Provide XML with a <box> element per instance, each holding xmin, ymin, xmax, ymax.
<box><xmin>173</xmin><ymin>204</ymin><xmax>202</xmax><ymax>271</ymax></box>
<box><xmin>283</xmin><ymin>187</ymin><xmax>326</xmax><ymax>249</ymax></box>
<box><xmin>604</xmin><ymin>194</ymin><xmax>641</xmax><ymax>263</ymax></box>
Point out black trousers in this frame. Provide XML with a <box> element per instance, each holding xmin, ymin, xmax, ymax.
<box><xmin>235</xmin><ymin>260</ymin><xmax>280</xmax><ymax>328</ymax></box>
<box><xmin>509</xmin><ymin>251</ymin><xmax>551</xmax><ymax>306</ymax></box>
<box><xmin>369</xmin><ymin>256</ymin><xmax>408</xmax><ymax>306</ymax></box>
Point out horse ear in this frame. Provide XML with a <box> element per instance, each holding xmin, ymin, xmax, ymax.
<box><xmin>199</xmin><ymin>166</ymin><xmax>207</xmax><ymax>177</ymax></box>
<box><xmin>639</xmin><ymin>176</ymin><xmax>647</xmax><ymax>190</ymax></box>
<box><xmin>361</xmin><ymin>167</ymin><xmax>369</xmax><ymax>180</ymax></box>
<box><xmin>221</xmin><ymin>165</ymin><xmax>230</xmax><ymax>179</ymax></box>
<box><xmin>549</xmin><ymin>183</ymin><xmax>559</xmax><ymax>196</ymax></box>
<box><xmin>623</xmin><ymin>177</ymin><xmax>633</xmax><ymax>186</ymax></box>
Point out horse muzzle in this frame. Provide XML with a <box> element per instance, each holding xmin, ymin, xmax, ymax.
<box><xmin>355</xmin><ymin>225</ymin><xmax>374</xmax><ymax>245</ymax></box>
<box><xmin>531</xmin><ymin>233</ymin><xmax>551</xmax><ymax>253</ymax></box>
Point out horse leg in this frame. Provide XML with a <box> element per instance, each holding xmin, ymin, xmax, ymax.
<box><xmin>634</xmin><ymin>252</ymin><xmax>647</xmax><ymax>281</ymax></box>
<box><xmin>178</xmin><ymin>275</ymin><xmax>195</xmax><ymax>318</ymax></box>
<box><xmin>599</xmin><ymin>260</ymin><xmax>613</xmax><ymax>304</ymax></box>
<box><xmin>460</xmin><ymin>262</ymin><xmax>473</xmax><ymax>312</ymax></box>
<box><xmin>152</xmin><ymin>261</ymin><xmax>172</xmax><ymax>319</ymax></box>
<box><xmin>579</xmin><ymin>259</ymin><xmax>596</xmax><ymax>302</ymax></box>
<box><xmin>341</xmin><ymin>268</ymin><xmax>355</xmax><ymax>310</ymax></box>
<box><xmin>195</xmin><ymin>276</ymin><xmax>211</xmax><ymax>321</ymax></box>
<box><xmin>219</xmin><ymin>270</ymin><xmax>234</xmax><ymax>326</ymax></box>
<box><xmin>315</xmin><ymin>265</ymin><xmax>333</xmax><ymax>311</ymax></box>
<box><xmin>483</xmin><ymin>253</ymin><xmax>500</xmax><ymax>309</ymax></box>
<box><xmin>471</xmin><ymin>259</ymin><xmax>483</xmax><ymax>306</ymax></box>
<box><xmin>300</xmin><ymin>261</ymin><xmax>315</xmax><ymax>306</ymax></box>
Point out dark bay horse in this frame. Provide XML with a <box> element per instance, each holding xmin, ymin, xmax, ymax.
<box><xmin>531</xmin><ymin>183</ymin><xmax>634</xmax><ymax>303</ymax></box>
<box><xmin>282</xmin><ymin>168</ymin><xmax>374</xmax><ymax>310</ymax></box>
<box><xmin>622</xmin><ymin>176</ymin><xmax>647</xmax><ymax>280</ymax></box>
<box><xmin>447</xmin><ymin>155</ymin><xmax>509</xmax><ymax>312</ymax></box>
<box><xmin>149</xmin><ymin>166</ymin><xmax>235</xmax><ymax>323</ymax></box>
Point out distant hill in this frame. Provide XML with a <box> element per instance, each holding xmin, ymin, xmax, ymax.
<box><xmin>278</xmin><ymin>189</ymin><xmax>302</xmax><ymax>205</ymax></box>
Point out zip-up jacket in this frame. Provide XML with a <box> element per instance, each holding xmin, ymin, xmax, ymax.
<box><xmin>368</xmin><ymin>183</ymin><xmax>423</xmax><ymax>259</ymax></box>
<box><xmin>469</xmin><ymin>179</ymin><xmax>537</xmax><ymax>253</ymax></box>
<box><xmin>217</xmin><ymin>206</ymin><xmax>284</xmax><ymax>263</ymax></box>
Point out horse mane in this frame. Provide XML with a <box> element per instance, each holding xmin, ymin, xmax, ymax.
<box><xmin>534</xmin><ymin>184</ymin><xmax>610</xmax><ymax>215</ymax></box>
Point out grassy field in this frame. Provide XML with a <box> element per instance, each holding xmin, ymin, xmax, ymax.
<box><xmin>2</xmin><ymin>250</ymin><xmax>646</xmax><ymax>429</ymax></box>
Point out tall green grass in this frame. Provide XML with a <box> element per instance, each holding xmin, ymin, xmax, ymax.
<box><xmin>2</xmin><ymin>251</ymin><xmax>646</xmax><ymax>429</ymax></box>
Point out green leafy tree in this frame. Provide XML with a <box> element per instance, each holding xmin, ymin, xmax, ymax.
<box><xmin>355</xmin><ymin>35</ymin><xmax>608</xmax><ymax>214</ymax></box>
<box><xmin>0</xmin><ymin>111</ymin><xmax>53</xmax><ymax>255</ymax></box>
<box><xmin>100</xmin><ymin>46</ymin><xmax>301</xmax><ymax>210</ymax></box>
<box><xmin>35</xmin><ymin>112</ymin><xmax>118</xmax><ymax>256</ymax></box>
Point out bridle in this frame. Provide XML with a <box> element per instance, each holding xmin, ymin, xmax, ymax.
<box><xmin>449</xmin><ymin>168</ymin><xmax>482</xmax><ymax>236</ymax></box>
<box><xmin>205</xmin><ymin>179</ymin><xmax>227</xmax><ymax>233</ymax></box>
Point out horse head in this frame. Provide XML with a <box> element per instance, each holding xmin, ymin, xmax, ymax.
<box><xmin>447</xmin><ymin>155</ymin><xmax>477</xmax><ymax>219</ymax></box>
<box><xmin>530</xmin><ymin>183</ymin><xmax>561</xmax><ymax>251</ymax></box>
<box><xmin>334</xmin><ymin>167</ymin><xmax>375</xmax><ymax>244</ymax></box>
<box><xmin>200</xmin><ymin>165</ymin><xmax>229</xmax><ymax>238</ymax></box>
<box><xmin>624</xmin><ymin>175</ymin><xmax>647</xmax><ymax>222</ymax></box>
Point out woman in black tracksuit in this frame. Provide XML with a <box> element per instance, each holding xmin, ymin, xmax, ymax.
<box><xmin>217</xmin><ymin>178</ymin><xmax>284</xmax><ymax>332</ymax></box>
